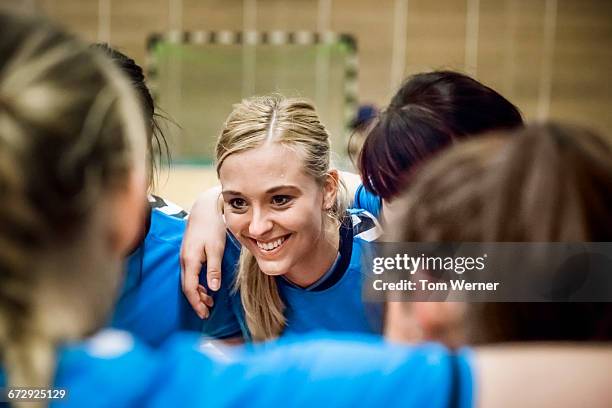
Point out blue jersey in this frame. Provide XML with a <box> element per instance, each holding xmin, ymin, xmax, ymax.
<box><xmin>52</xmin><ymin>330</ymin><xmax>159</xmax><ymax>407</ymax></box>
<box><xmin>42</xmin><ymin>330</ymin><xmax>474</xmax><ymax>407</ymax></box>
<box><xmin>204</xmin><ymin>209</ymin><xmax>384</xmax><ymax>341</ymax></box>
<box><xmin>111</xmin><ymin>195</ymin><xmax>243</xmax><ymax>345</ymax></box>
<box><xmin>199</xmin><ymin>232</ymin><xmax>243</xmax><ymax>339</ymax></box>
<box><xmin>110</xmin><ymin>196</ymin><xmax>201</xmax><ymax>347</ymax></box>
<box><xmin>353</xmin><ymin>183</ymin><xmax>382</xmax><ymax>219</ymax></box>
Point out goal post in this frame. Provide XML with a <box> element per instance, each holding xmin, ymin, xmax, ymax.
<box><xmin>146</xmin><ymin>30</ymin><xmax>358</xmax><ymax>167</ymax></box>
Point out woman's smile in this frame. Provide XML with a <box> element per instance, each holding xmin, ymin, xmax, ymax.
<box><xmin>219</xmin><ymin>143</ymin><xmax>338</xmax><ymax>282</ymax></box>
<box><xmin>252</xmin><ymin>233</ymin><xmax>291</xmax><ymax>254</ymax></box>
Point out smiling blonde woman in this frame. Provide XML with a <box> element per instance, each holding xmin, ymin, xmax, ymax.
<box><xmin>208</xmin><ymin>95</ymin><xmax>382</xmax><ymax>341</ymax></box>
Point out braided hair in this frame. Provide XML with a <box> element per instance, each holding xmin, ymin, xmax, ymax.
<box><xmin>0</xmin><ymin>12</ymin><xmax>146</xmax><ymax>393</ymax></box>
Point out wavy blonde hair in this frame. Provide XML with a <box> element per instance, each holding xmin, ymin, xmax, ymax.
<box><xmin>0</xmin><ymin>12</ymin><xmax>145</xmax><ymax>399</ymax></box>
<box><xmin>216</xmin><ymin>94</ymin><xmax>348</xmax><ymax>341</ymax></box>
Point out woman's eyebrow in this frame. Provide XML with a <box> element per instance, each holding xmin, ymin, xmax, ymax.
<box><xmin>265</xmin><ymin>185</ymin><xmax>301</xmax><ymax>194</ymax></box>
<box><xmin>222</xmin><ymin>185</ymin><xmax>302</xmax><ymax>196</ymax></box>
<box><xmin>221</xmin><ymin>190</ymin><xmax>243</xmax><ymax>196</ymax></box>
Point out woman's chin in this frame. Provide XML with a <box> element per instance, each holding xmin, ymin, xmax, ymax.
<box><xmin>259</xmin><ymin>262</ymin><xmax>287</xmax><ymax>276</ymax></box>
<box><xmin>256</xmin><ymin>259</ymin><xmax>289</xmax><ymax>277</ymax></box>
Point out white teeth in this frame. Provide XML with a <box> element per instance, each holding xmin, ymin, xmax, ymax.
<box><xmin>256</xmin><ymin>236</ymin><xmax>287</xmax><ymax>251</ymax></box>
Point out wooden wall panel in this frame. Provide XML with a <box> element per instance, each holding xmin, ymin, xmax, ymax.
<box><xmin>13</xmin><ymin>0</ymin><xmax>612</xmax><ymax>134</ymax></box>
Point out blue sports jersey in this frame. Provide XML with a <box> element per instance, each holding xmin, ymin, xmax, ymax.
<box><xmin>353</xmin><ymin>183</ymin><xmax>382</xmax><ymax>219</ymax></box>
<box><xmin>52</xmin><ymin>330</ymin><xmax>158</xmax><ymax>407</ymax></box>
<box><xmin>110</xmin><ymin>197</ymin><xmax>201</xmax><ymax>346</ymax></box>
<box><xmin>111</xmin><ymin>196</ymin><xmax>241</xmax><ymax>346</ymax></box>
<box><xmin>204</xmin><ymin>209</ymin><xmax>385</xmax><ymax>341</ymax></box>
<box><xmin>41</xmin><ymin>329</ymin><xmax>473</xmax><ymax>407</ymax></box>
<box><xmin>199</xmin><ymin>233</ymin><xmax>243</xmax><ymax>339</ymax></box>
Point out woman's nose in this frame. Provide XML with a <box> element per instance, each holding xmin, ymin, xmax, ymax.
<box><xmin>248</xmin><ymin>207</ymin><xmax>273</xmax><ymax>238</ymax></box>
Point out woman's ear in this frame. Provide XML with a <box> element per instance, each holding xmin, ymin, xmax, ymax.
<box><xmin>385</xmin><ymin>301</ymin><xmax>425</xmax><ymax>344</ymax></box>
<box><xmin>385</xmin><ymin>301</ymin><xmax>467</xmax><ymax>349</ymax></box>
<box><xmin>322</xmin><ymin>169</ymin><xmax>340</xmax><ymax>210</ymax></box>
<box><xmin>413</xmin><ymin>301</ymin><xmax>467</xmax><ymax>349</ymax></box>
<box><xmin>108</xmin><ymin>169</ymin><xmax>147</xmax><ymax>255</ymax></box>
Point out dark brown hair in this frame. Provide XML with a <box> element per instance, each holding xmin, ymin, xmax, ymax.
<box><xmin>359</xmin><ymin>70</ymin><xmax>523</xmax><ymax>200</ymax></box>
<box><xmin>91</xmin><ymin>43</ymin><xmax>169</xmax><ymax>191</ymax></box>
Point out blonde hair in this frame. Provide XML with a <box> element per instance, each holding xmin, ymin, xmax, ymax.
<box><xmin>216</xmin><ymin>94</ymin><xmax>348</xmax><ymax>341</ymax></box>
<box><xmin>0</xmin><ymin>12</ymin><xmax>145</xmax><ymax>397</ymax></box>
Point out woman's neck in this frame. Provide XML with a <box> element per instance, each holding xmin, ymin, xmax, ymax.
<box><xmin>284</xmin><ymin>222</ymin><xmax>340</xmax><ymax>288</ymax></box>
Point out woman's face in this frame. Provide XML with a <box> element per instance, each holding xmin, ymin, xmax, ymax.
<box><xmin>219</xmin><ymin>142</ymin><xmax>337</xmax><ymax>282</ymax></box>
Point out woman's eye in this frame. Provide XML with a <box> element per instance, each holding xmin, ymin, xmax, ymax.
<box><xmin>271</xmin><ymin>195</ymin><xmax>292</xmax><ymax>206</ymax></box>
<box><xmin>229</xmin><ymin>198</ymin><xmax>247</xmax><ymax>210</ymax></box>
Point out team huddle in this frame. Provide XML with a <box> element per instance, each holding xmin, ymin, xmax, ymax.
<box><xmin>1</xmin><ymin>9</ymin><xmax>611</xmax><ymax>408</ymax></box>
